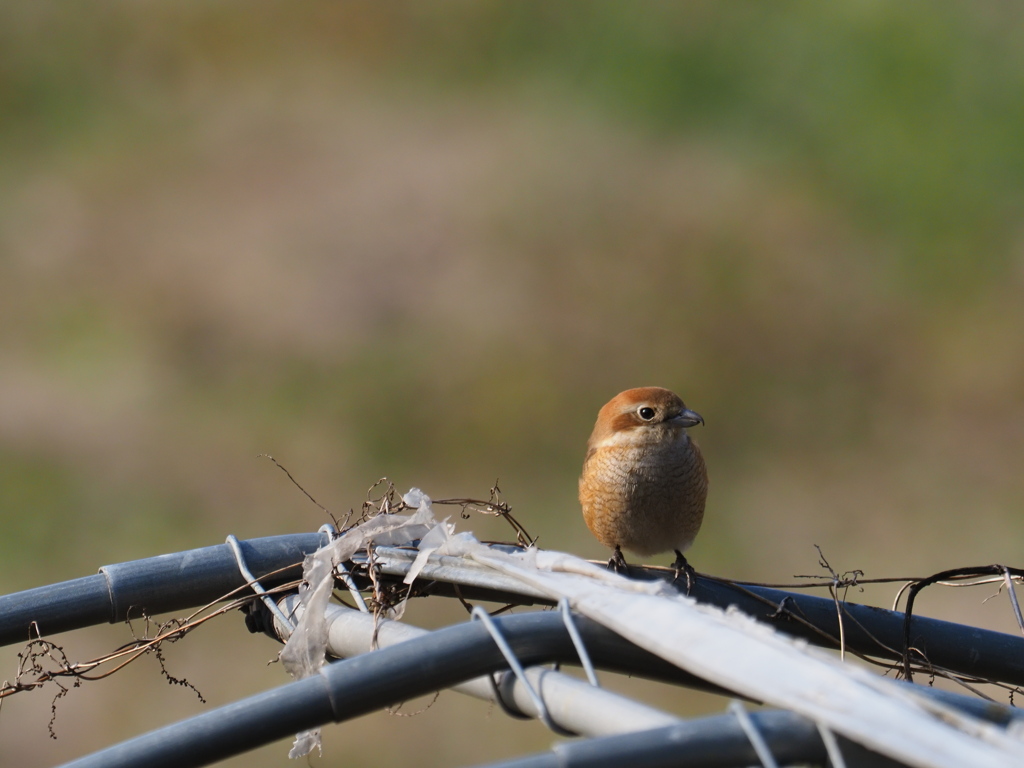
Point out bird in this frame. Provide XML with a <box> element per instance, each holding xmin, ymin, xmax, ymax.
<box><xmin>579</xmin><ymin>387</ymin><xmax>708</xmax><ymax>591</ymax></box>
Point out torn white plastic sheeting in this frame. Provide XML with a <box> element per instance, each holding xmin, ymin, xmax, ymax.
<box><xmin>279</xmin><ymin>489</ymin><xmax>447</xmax><ymax>758</ymax></box>
<box><xmin>461</xmin><ymin>545</ymin><xmax>1024</xmax><ymax>768</ymax></box>
<box><xmin>404</xmin><ymin>516</ymin><xmax>476</xmax><ymax>586</ymax></box>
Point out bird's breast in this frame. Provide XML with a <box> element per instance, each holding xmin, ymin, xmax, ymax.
<box><xmin>579</xmin><ymin>430</ymin><xmax>707</xmax><ymax>556</ymax></box>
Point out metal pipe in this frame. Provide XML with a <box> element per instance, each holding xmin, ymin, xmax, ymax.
<box><xmin>359</xmin><ymin>546</ymin><xmax>1024</xmax><ymax>687</ymax></box>
<box><xmin>0</xmin><ymin>534</ymin><xmax>326</xmax><ymax>646</ymax></box>
<box><xmin>4</xmin><ymin>530</ymin><xmax>1021</xmax><ymax>696</ymax></box>
<box><xmin>471</xmin><ymin>712</ymin><xmax>908</xmax><ymax>768</ymax></box>
<box><xmin>54</xmin><ymin>606</ymin><xmax>1024</xmax><ymax>768</ymax></box>
<box><xmin>5</xmin><ymin>534</ymin><xmax>1024</xmax><ymax>690</ymax></box>
<box><xmin>274</xmin><ymin>594</ymin><xmax>681</xmax><ymax>737</ymax></box>
<box><xmin>693</xmin><ymin>577</ymin><xmax>1024</xmax><ymax>690</ymax></box>
<box><xmin>57</xmin><ymin>612</ymin><xmax>690</xmax><ymax>768</ymax></box>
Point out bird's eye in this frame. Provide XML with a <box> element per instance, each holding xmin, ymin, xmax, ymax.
<box><xmin>637</xmin><ymin>406</ymin><xmax>656</xmax><ymax>421</ymax></box>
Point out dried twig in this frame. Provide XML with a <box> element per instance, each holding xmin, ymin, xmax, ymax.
<box><xmin>386</xmin><ymin>691</ymin><xmax>441</xmax><ymax>717</ymax></box>
<box><xmin>804</xmin><ymin>546</ymin><xmax>862</xmax><ymax>662</ymax></box>
<box><xmin>0</xmin><ymin>572</ymin><xmax>303</xmax><ymax>733</ymax></box>
<box><xmin>358</xmin><ymin>478</ymin><xmax>406</xmax><ymax>525</ymax></box>
<box><xmin>259</xmin><ymin>454</ymin><xmax>350</xmax><ymax>531</ymax></box>
<box><xmin>434</xmin><ymin>481</ymin><xmax>535</xmax><ymax>548</ymax></box>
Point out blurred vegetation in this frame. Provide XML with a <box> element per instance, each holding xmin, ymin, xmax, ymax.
<box><xmin>2</xmin><ymin>2</ymin><xmax>1024</xmax><ymax>766</ymax></box>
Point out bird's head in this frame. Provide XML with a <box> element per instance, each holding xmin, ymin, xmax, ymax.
<box><xmin>587</xmin><ymin>387</ymin><xmax>703</xmax><ymax>452</ymax></box>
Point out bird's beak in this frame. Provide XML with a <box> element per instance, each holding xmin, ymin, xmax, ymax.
<box><xmin>675</xmin><ymin>408</ymin><xmax>704</xmax><ymax>428</ymax></box>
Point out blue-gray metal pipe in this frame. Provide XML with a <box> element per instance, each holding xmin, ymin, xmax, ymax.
<box><xmin>273</xmin><ymin>595</ymin><xmax>682</xmax><ymax>737</ymax></box>
<box><xmin>362</xmin><ymin>546</ymin><xmax>1024</xmax><ymax>688</ymax></box>
<box><xmin>56</xmin><ymin>611</ymin><xmax>673</xmax><ymax>768</ymax></box>
<box><xmin>691</xmin><ymin>577</ymin><xmax>1024</xmax><ymax>690</ymax></box>
<box><xmin>55</xmin><ymin>607</ymin><xmax>1024</xmax><ymax>768</ymax></box>
<box><xmin>471</xmin><ymin>712</ymin><xmax>907</xmax><ymax>768</ymax></box>
<box><xmin>4</xmin><ymin>533</ymin><xmax>1024</xmax><ymax>691</ymax></box>
<box><xmin>0</xmin><ymin>534</ymin><xmax>327</xmax><ymax>646</ymax></box>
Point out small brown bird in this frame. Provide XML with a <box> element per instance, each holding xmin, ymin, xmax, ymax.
<box><xmin>579</xmin><ymin>387</ymin><xmax>708</xmax><ymax>589</ymax></box>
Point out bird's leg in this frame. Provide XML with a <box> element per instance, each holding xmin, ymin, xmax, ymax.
<box><xmin>671</xmin><ymin>550</ymin><xmax>696</xmax><ymax>595</ymax></box>
<box><xmin>607</xmin><ymin>545</ymin><xmax>628</xmax><ymax>574</ymax></box>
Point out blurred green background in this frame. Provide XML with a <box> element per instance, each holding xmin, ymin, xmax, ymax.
<box><xmin>3</xmin><ymin>2</ymin><xmax>1024</xmax><ymax>765</ymax></box>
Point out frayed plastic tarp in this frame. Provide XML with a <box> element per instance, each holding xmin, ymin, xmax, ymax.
<box><xmin>280</xmin><ymin>489</ymin><xmax>445</xmax><ymax>758</ymax></box>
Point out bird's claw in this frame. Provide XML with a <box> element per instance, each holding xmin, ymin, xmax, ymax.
<box><xmin>671</xmin><ymin>550</ymin><xmax>696</xmax><ymax>595</ymax></box>
<box><xmin>607</xmin><ymin>545</ymin><xmax>628</xmax><ymax>574</ymax></box>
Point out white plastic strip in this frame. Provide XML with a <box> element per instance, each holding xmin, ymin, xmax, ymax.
<box><xmin>458</xmin><ymin>544</ymin><xmax>1024</xmax><ymax>768</ymax></box>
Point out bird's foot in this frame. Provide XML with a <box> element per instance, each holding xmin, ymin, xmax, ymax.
<box><xmin>607</xmin><ymin>545</ymin><xmax>628</xmax><ymax>574</ymax></box>
<box><xmin>671</xmin><ymin>550</ymin><xmax>696</xmax><ymax>595</ymax></box>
